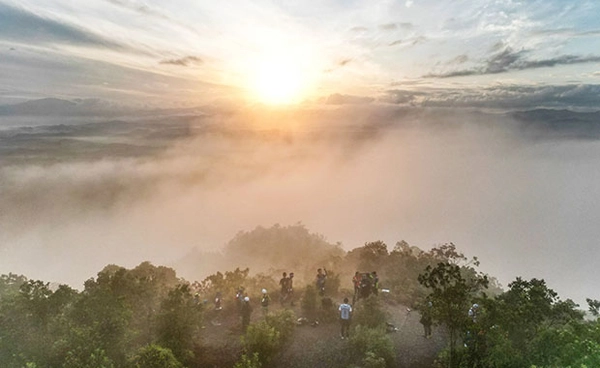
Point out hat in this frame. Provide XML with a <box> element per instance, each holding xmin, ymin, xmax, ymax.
<box><xmin>244</xmin><ymin>296</ymin><xmax>250</xmax><ymax>302</ymax></box>
<box><xmin>262</xmin><ymin>288</ymin><xmax>267</xmax><ymax>294</ymax></box>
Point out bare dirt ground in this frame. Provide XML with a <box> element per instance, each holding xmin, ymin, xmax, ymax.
<box><xmin>198</xmin><ymin>298</ymin><xmax>446</xmax><ymax>368</ymax></box>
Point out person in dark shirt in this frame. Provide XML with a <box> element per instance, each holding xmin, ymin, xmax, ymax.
<box><xmin>316</xmin><ymin>268</ymin><xmax>327</xmax><ymax>296</ymax></box>
<box><xmin>241</xmin><ymin>296</ymin><xmax>252</xmax><ymax>332</ymax></box>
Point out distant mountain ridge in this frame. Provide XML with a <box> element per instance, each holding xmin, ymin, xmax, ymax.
<box><xmin>0</xmin><ymin>97</ymin><xmax>128</xmax><ymax>117</ymax></box>
<box><xmin>2</xmin><ymin>98</ymin><xmax>600</xmax><ymax>139</ymax></box>
<box><xmin>0</xmin><ymin>97</ymin><xmax>206</xmax><ymax>118</ymax></box>
<box><xmin>509</xmin><ymin>108</ymin><xmax>600</xmax><ymax>139</ymax></box>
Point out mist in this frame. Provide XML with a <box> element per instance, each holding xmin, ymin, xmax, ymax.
<box><xmin>1</xmin><ymin>105</ymin><xmax>599</xmax><ymax>306</ymax></box>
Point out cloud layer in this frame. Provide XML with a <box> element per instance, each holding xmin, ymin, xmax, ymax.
<box><xmin>2</xmin><ymin>105</ymin><xmax>600</xmax><ymax>308</ymax></box>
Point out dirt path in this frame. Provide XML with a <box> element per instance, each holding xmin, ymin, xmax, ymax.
<box><xmin>198</xmin><ymin>300</ymin><xmax>445</xmax><ymax>368</ymax></box>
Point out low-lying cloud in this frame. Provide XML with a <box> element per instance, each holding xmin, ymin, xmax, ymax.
<box><xmin>2</xmin><ymin>105</ymin><xmax>600</xmax><ymax>307</ymax></box>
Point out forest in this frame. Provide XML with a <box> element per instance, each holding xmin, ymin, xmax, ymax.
<box><xmin>1</xmin><ymin>223</ymin><xmax>599</xmax><ymax>368</ymax></box>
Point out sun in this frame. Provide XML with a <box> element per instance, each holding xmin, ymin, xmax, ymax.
<box><xmin>247</xmin><ymin>55</ymin><xmax>310</xmax><ymax>105</ymax></box>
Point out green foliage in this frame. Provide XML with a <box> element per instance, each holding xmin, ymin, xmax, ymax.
<box><xmin>362</xmin><ymin>351</ymin><xmax>386</xmax><ymax>368</ymax></box>
<box><xmin>352</xmin><ymin>295</ymin><xmax>388</xmax><ymax>329</ymax></box>
<box><xmin>62</xmin><ymin>348</ymin><xmax>114</xmax><ymax>368</ymax></box>
<box><xmin>128</xmin><ymin>344</ymin><xmax>183</xmax><ymax>368</ymax></box>
<box><xmin>347</xmin><ymin>325</ymin><xmax>395</xmax><ymax>368</ymax></box>
<box><xmin>323</xmin><ymin>269</ymin><xmax>341</xmax><ymax>296</ymax></box>
<box><xmin>0</xmin><ymin>273</ymin><xmax>28</xmax><ymax>299</ymax></box>
<box><xmin>0</xmin><ymin>279</ymin><xmax>78</xmax><ymax>368</ymax></box>
<box><xmin>265</xmin><ymin>309</ymin><xmax>296</xmax><ymax>343</ymax></box>
<box><xmin>242</xmin><ymin>309</ymin><xmax>296</xmax><ymax>366</ymax></box>
<box><xmin>234</xmin><ymin>353</ymin><xmax>263</xmax><ymax>368</ymax></box>
<box><xmin>224</xmin><ymin>223</ymin><xmax>344</xmax><ymax>275</ymax></box>
<box><xmin>346</xmin><ymin>241</ymin><xmax>389</xmax><ymax>272</ymax></box>
<box><xmin>418</xmin><ymin>256</ymin><xmax>489</xmax><ymax>368</ymax></box>
<box><xmin>242</xmin><ymin>321</ymin><xmax>281</xmax><ymax>365</ymax></box>
<box><xmin>587</xmin><ymin>298</ymin><xmax>600</xmax><ymax>317</ymax></box>
<box><xmin>155</xmin><ymin>283</ymin><xmax>203</xmax><ymax>365</ymax></box>
<box><xmin>301</xmin><ymin>285</ymin><xmax>318</xmax><ymax>320</ymax></box>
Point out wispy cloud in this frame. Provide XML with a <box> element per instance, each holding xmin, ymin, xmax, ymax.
<box><xmin>325</xmin><ymin>93</ymin><xmax>374</xmax><ymax>105</ymax></box>
<box><xmin>448</xmin><ymin>54</ymin><xmax>469</xmax><ymax>64</ymax></box>
<box><xmin>159</xmin><ymin>56</ymin><xmax>203</xmax><ymax>67</ymax></box>
<box><xmin>104</xmin><ymin>0</ymin><xmax>164</xmax><ymax>17</ymax></box>
<box><xmin>531</xmin><ymin>28</ymin><xmax>600</xmax><ymax>38</ymax></box>
<box><xmin>388</xmin><ymin>35</ymin><xmax>427</xmax><ymax>47</ymax></box>
<box><xmin>426</xmin><ymin>47</ymin><xmax>600</xmax><ymax>78</ymax></box>
<box><xmin>379</xmin><ymin>23</ymin><xmax>397</xmax><ymax>31</ymax></box>
<box><xmin>0</xmin><ymin>2</ymin><xmax>129</xmax><ymax>51</ymax></box>
<box><xmin>386</xmin><ymin>84</ymin><xmax>600</xmax><ymax>110</ymax></box>
<box><xmin>350</xmin><ymin>26</ymin><xmax>369</xmax><ymax>32</ymax></box>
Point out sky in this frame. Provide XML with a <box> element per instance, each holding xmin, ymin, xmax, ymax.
<box><xmin>0</xmin><ymin>0</ymin><xmax>599</xmax><ymax>108</ymax></box>
<box><xmin>1</xmin><ymin>0</ymin><xmax>600</xmax><ymax>307</ymax></box>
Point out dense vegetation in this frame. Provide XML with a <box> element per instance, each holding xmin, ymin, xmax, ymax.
<box><xmin>1</xmin><ymin>224</ymin><xmax>599</xmax><ymax>367</ymax></box>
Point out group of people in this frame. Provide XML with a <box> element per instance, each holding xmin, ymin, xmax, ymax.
<box><xmin>418</xmin><ymin>301</ymin><xmax>481</xmax><ymax>340</ymax></box>
<box><xmin>352</xmin><ymin>271</ymin><xmax>379</xmax><ymax>302</ymax></box>
<box><xmin>225</xmin><ymin>286</ymin><xmax>273</xmax><ymax>331</ymax></box>
<box><xmin>279</xmin><ymin>271</ymin><xmax>295</xmax><ymax>306</ymax></box>
<box><xmin>208</xmin><ymin>268</ymin><xmax>382</xmax><ymax>337</ymax></box>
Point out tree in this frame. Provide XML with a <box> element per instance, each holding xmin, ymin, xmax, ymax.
<box><xmin>346</xmin><ymin>241</ymin><xmax>389</xmax><ymax>272</ymax></box>
<box><xmin>418</xmin><ymin>262</ymin><xmax>488</xmax><ymax>368</ymax></box>
<box><xmin>155</xmin><ymin>283</ymin><xmax>204</xmax><ymax>365</ymax></box>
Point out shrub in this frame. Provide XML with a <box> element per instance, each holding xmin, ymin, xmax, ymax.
<box><xmin>348</xmin><ymin>326</ymin><xmax>395</xmax><ymax>368</ymax></box>
<box><xmin>242</xmin><ymin>321</ymin><xmax>281</xmax><ymax>365</ymax></box>
<box><xmin>363</xmin><ymin>351</ymin><xmax>386</xmax><ymax>368</ymax></box>
<box><xmin>352</xmin><ymin>295</ymin><xmax>388</xmax><ymax>329</ymax></box>
<box><xmin>265</xmin><ymin>309</ymin><xmax>296</xmax><ymax>343</ymax></box>
<box><xmin>301</xmin><ymin>285</ymin><xmax>318</xmax><ymax>321</ymax></box>
<box><xmin>128</xmin><ymin>344</ymin><xmax>183</xmax><ymax>368</ymax></box>
<box><xmin>233</xmin><ymin>353</ymin><xmax>262</xmax><ymax>368</ymax></box>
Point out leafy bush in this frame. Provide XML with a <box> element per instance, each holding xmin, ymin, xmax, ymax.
<box><xmin>265</xmin><ymin>309</ymin><xmax>296</xmax><ymax>343</ymax></box>
<box><xmin>128</xmin><ymin>344</ymin><xmax>183</xmax><ymax>368</ymax></box>
<box><xmin>242</xmin><ymin>309</ymin><xmax>296</xmax><ymax>366</ymax></box>
<box><xmin>352</xmin><ymin>295</ymin><xmax>388</xmax><ymax>329</ymax></box>
<box><xmin>348</xmin><ymin>325</ymin><xmax>395</xmax><ymax>368</ymax></box>
<box><xmin>362</xmin><ymin>351</ymin><xmax>386</xmax><ymax>368</ymax></box>
<box><xmin>242</xmin><ymin>321</ymin><xmax>281</xmax><ymax>365</ymax></box>
<box><xmin>301</xmin><ymin>285</ymin><xmax>318</xmax><ymax>320</ymax></box>
<box><xmin>234</xmin><ymin>353</ymin><xmax>263</xmax><ymax>368</ymax></box>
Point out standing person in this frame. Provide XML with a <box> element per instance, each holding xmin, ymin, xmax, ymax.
<box><xmin>352</xmin><ymin>272</ymin><xmax>361</xmax><ymax>297</ymax></box>
<box><xmin>316</xmin><ymin>268</ymin><xmax>328</xmax><ymax>296</ymax></box>
<box><xmin>371</xmin><ymin>271</ymin><xmax>379</xmax><ymax>295</ymax></box>
<box><xmin>279</xmin><ymin>272</ymin><xmax>289</xmax><ymax>305</ymax></box>
<box><xmin>213</xmin><ymin>291</ymin><xmax>223</xmax><ymax>326</ymax></box>
<box><xmin>339</xmin><ymin>297</ymin><xmax>352</xmax><ymax>339</ymax></box>
<box><xmin>420</xmin><ymin>301</ymin><xmax>433</xmax><ymax>338</ymax></box>
<box><xmin>468</xmin><ymin>303</ymin><xmax>479</xmax><ymax>323</ymax></box>
<box><xmin>465</xmin><ymin>303</ymin><xmax>479</xmax><ymax>347</ymax></box>
<box><xmin>360</xmin><ymin>273</ymin><xmax>372</xmax><ymax>299</ymax></box>
<box><xmin>241</xmin><ymin>296</ymin><xmax>252</xmax><ymax>332</ymax></box>
<box><xmin>260</xmin><ymin>289</ymin><xmax>270</xmax><ymax>316</ymax></box>
<box><xmin>235</xmin><ymin>287</ymin><xmax>245</xmax><ymax>311</ymax></box>
<box><xmin>288</xmin><ymin>272</ymin><xmax>295</xmax><ymax>306</ymax></box>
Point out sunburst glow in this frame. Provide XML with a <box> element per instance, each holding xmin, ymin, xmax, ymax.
<box><xmin>247</xmin><ymin>54</ymin><xmax>310</xmax><ymax>105</ymax></box>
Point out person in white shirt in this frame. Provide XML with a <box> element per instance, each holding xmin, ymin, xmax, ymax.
<box><xmin>339</xmin><ymin>297</ymin><xmax>353</xmax><ymax>339</ymax></box>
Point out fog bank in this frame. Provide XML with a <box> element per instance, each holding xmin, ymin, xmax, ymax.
<box><xmin>1</xmin><ymin>106</ymin><xmax>599</xmax><ymax>306</ymax></box>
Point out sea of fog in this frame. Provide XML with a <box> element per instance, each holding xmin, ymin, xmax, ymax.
<box><xmin>1</xmin><ymin>106</ymin><xmax>599</xmax><ymax>307</ymax></box>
